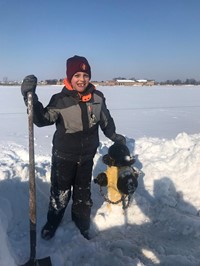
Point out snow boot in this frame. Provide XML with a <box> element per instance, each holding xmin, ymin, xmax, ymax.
<box><xmin>41</xmin><ymin>221</ymin><xmax>59</xmax><ymax>240</ymax></box>
<box><xmin>71</xmin><ymin>211</ymin><xmax>91</xmax><ymax>240</ymax></box>
<box><xmin>80</xmin><ymin>229</ymin><xmax>91</xmax><ymax>240</ymax></box>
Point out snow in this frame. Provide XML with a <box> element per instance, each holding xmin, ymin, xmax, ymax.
<box><xmin>0</xmin><ymin>85</ymin><xmax>200</xmax><ymax>266</ymax></box>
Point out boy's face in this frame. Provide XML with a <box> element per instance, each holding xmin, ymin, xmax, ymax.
<box><xmin>71</xmin><ymin>72</ymin><xmax>90</xmax><ymax>92</ymax></box>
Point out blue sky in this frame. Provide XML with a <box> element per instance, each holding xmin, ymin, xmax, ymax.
<box><xmin>1</xmin><ymin>0</ymin><xmax>200</xmax><ymax>82</ymax></box>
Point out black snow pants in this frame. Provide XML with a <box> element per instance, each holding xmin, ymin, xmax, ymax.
<box><xmin>46</xmin><ymin>150</ymin><xmax>93</xmax><ymax>233</ymax></box>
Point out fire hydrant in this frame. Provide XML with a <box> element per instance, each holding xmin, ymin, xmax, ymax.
<box><xmin>94</xmin><ymin>142</ymin><xmax>139</xmax><ymax>210</ymax></box>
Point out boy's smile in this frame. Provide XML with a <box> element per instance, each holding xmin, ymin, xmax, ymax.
<box><xmin>71</xmin><ymin>72</ymin><xmax>90</xmax><ymax>92</ymax></box>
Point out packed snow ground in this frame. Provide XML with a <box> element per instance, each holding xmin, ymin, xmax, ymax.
<box><xmin>0</xmin><ymin>85</ymin><xmax>200</xmax><ymax>266</ymax></box>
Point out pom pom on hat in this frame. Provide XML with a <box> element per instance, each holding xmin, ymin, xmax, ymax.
<box><xmin>66</xmin><ymin>55</ymin><xmax>91</xmax><ymax>82</ymax></box>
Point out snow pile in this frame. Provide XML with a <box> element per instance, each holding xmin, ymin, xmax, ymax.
<box><xmin>0</xmin><ymin>133</ymin><xmax>200</xmax><ymax>265</ymax></box>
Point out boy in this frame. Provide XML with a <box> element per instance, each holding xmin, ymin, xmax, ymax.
<box><xmin>21</xmin><ymin>55</ymin><xmax>125</xmax><ymax>239</ymax></box>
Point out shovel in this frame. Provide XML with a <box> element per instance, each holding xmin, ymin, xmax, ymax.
<box><xmin>20</xmin><ymin>91</ymin><xmax>52</xmax><ymax>266</ymax></box>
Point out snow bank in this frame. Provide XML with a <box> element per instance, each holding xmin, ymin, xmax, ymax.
<box><xmin>0</xmin><ymin>132</ymin><xmax>200</xmax><ymax>265</ymax></box>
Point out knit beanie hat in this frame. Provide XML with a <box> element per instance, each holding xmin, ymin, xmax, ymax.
<box><xmin>66</xmin><ymin>55</ymin><xmax>91</xmax><ymax>82</ymax></box>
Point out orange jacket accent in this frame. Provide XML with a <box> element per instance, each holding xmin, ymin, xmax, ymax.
<box><xmin>63</xmin><ymin>78</ymin><xmax>73</xmax><ymax>90</ymax></box>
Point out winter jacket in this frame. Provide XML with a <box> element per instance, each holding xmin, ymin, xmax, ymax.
<box><xmin>32</xmin><ymin>82</ymin><xmax>116</xmax><ymax>161</ymax></box>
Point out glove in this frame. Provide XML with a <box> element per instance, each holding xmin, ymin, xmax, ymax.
<box><xmin>21</xmin><ymin>75</ymin><xmax>37</xmax><ymax>97</ymax></box>
<box><xmin>110</xmin><ymin>133</ymin><xmax>126</xmax><ymax>145</ymax></box>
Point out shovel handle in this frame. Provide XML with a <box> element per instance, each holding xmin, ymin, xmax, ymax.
<box><xmin>27</xmin><ymin>92</ymin><xmax>36</xmax><ymax>259</ymax></box>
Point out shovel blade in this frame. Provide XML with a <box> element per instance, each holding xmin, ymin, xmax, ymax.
<box><xmin>20</xmin><ymin>256</ymin><xmax>52</xmax><ymax>266</ymax></box>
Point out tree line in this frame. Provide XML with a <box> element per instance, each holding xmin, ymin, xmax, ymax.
<box><xmin>1</xmin><ymin>78</ymin><xmax>200</xmax><ymax>86</ymax></box>
<box><xmin>158</xmin><ymin>79</ymin><xmax>200</xmax><ymax>85</ymax></box>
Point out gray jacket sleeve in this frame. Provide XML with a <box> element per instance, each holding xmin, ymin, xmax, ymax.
<box><xmin>99</xmin><ymin>96</ymin><xmax>116</xmax><ymax>139</ymax></box>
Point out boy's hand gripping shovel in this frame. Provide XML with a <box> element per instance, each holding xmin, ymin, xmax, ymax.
<box><xmin>20</xmin><ymin>92</ymin><xmax>52</xmax><ymax>266</ymax></box>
